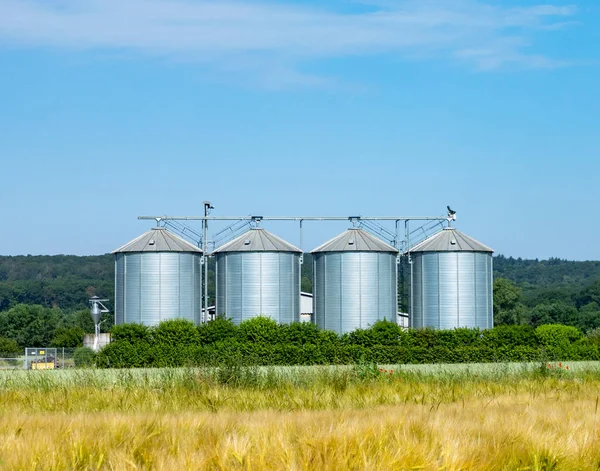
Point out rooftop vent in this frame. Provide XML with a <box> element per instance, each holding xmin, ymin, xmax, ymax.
<box><xmin>149</xmin><ymin>239</ymin><xmax>155</xmax><ymax>246</ymax></box>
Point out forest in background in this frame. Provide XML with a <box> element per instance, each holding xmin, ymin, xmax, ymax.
<box><xmin>1</xmin><ymin>253</ymin><xmax>600</xmax><ymax>350</ymax></box>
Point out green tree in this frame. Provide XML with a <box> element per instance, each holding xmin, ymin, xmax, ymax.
<box><xmin>571</xmin><ymin>302</ymin><xmax>600</xmax><ymax>332</ymax></box>
<box><xmin>576</xmin><ymin>280</ymin><xmax>600</xmax><ymax>309</ymax></box>
<box><xmin>301</xmin><ymin>276</ymin><xmax>312</xmax><ymax>293</ymax></box>
<box><xmin>0</xmin><ymin>304</ymin><xmax>61</xmax><ymax>347</ymax></box>
<box><xmin>0</xmin><ymin>337</ymin><xmax>21</xmax><ymax>356</ymax></box>
<box><xmin>493</xmin><ymin>278</ymin><xmax>524</xmax><ymax>325</ymax></box>
<box><xmin>526</xmin><ymin>302</ymin><xmax>578</xmax><ymax>328</ymax></box>
<box><xmin>51</xmin><ymin>326</ymin><xmax>85</xmax><ymax>348</ymax></box>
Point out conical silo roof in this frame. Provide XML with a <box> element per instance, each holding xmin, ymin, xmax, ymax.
<box><xmin>212</xmin><ymin>228</ymin><xmax>302</xmax><ymax>253</ymax></box>
<box><xmin>311</xmin><ymin>228</ymin><xmax>398</xmax><ymax>253</ymax></box>
<box><xmin>112</xmin><ymin>228</ymin><xmax>203</xmax><ymax>254</ymax></box>
<box><xmin>409</xmin><ymin>227</ymin><xmax>493</xmax><ymax>253</ymax></box>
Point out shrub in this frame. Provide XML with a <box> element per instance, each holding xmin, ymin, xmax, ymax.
<box><xmin>483</xmin><ymin>325</ymin><xmax>537</xmax><ymax>349</ymax></box>
<box><xmin>110</xmin><ymin>323</ymin><xmax>152</xmax><ymax>343</ymax></box>
<box><xmin>73</xmin><ymin>347</ymin><xmax>96</xmax><ymax>367</ymax></box>
<box><xmin>154</xmin><ymin>319</ymin><xmax>200</xmax><ymax>346</ymax></box>
<box><xmin>237</xmin><ymin>317</ymin><xmax>281</xmax><ymax>343</ymax></box>
<box><xmin>535</xmin><ymin>324</ymin><xmax>583</xmax><ymax>349</ymax></box>
<box><xmin>94</xmin><ymin>319</ymin><xmax>596</xmax><ymax>368</ymax></box>
<box><xmin>197</xmin><ymin>315</ymin><xmax>237</xmax><ymax>345</ymax></box>
<box><xmin>51</xmin><ymin>326</ymin><xmax>85</xmax><ymax>348</ymax></box>
<box><xmin>407</xmin><ymin>328</ymin><xmax>438</xmax><ymax>349</ymax></box>
<box><xmin>96</xmin><ymin>341</ymin><xmax>151</xmax><ymax>368</ymax></box>
<box><xmin>0</xmin><ymin>337</ymin><xmax>21</xmax><ymax>356</ymax></box>
<box><xmin>586</xmin><ymin>327</ymin><xmax>600</xmax><ymax>346</ymax></box>
<box><xmin>282</xmin><ymin>322</ymin><xmax>321</xmax><ymax>345</ymax></box>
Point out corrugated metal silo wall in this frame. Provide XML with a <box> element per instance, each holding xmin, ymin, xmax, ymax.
<box><xmin>215</xmin><ymin>252</ymin><xmax>301</xmax><ymax>324</ymax></box>
<box><xmin>410</xmin><ymin>252</ymin><xmax>493</xmax><ymax>329</ymax></box>
<box><xmin>114</xmin><ymin>252</ymin><xmax>202</xmax><ymax>325</ymax></box>
<box><xmin>313</xmin><ymin>252</ymin><xmax>397</xmax><ymax>334</ymax></box>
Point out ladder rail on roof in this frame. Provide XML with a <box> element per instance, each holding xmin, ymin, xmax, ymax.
<box><xmin>358</xmin><ymin>220</ymin><xmax>397</xmax><ymax>247</ymax></box>
<box><xmin>407</xmin><ymin>219</ymin><xmax>446</xmax><ymax>250</ymax></box>
<box><xmin>161</xmin><ymin>220</ymin><xmax>203</xmax><ymax>247</ymax></box>
<box><xmin>211</xmin><ymin>217</ymin><xmax>254</xmax><ymax>249</ymax></box>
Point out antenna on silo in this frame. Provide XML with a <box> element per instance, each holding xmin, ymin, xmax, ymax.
<box><xmin>89</xmin><ymin>296</ymin><xmax>110</xmax><ymax>351</ymax></box>
<box><xmin>446</xmin><ymin>206</ymin><xmax>457</xmax><ymax>226</ymax></box>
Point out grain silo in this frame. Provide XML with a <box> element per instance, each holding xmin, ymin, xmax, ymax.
<box><xmin>311</xmin><ymin>228</ymin><xmax>399</xmax><ymax>334</ymax></box>
<box><xmin>112</xmin><ymin>228</ymin><xmax>203</xmax><ymax>326</ymax></box>
<box><xmin>213</xmin><ymin>228</ymin><xmax>302</xmax><ymax>324</ymax></box>
<box><xmin>409</xmin><ymin>227</ymin><xmax>493</xmax><ymax>330</ymax></box>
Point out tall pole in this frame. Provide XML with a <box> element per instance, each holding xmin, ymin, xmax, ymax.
<box><xmin>203</xmin><ymin>201</ymin><xmax>213</xmax><ymax>323</ymax></box>
<box><xmin>406</xmin><ymin>220</ymin><xmax>413</xmax><ymax>329</ymax></box>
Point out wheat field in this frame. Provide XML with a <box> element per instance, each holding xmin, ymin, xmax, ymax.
<box><xmin>1</xmin><ymin>363</ymin><xmax>600</xmax><ymax>470</ymax></box>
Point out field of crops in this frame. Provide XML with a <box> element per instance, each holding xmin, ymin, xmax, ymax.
<box><xmin>2</xmin><ymin>362</ymin><xmax>600</xmax><ymax>469</ymax></box>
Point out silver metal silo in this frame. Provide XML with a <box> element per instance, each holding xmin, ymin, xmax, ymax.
<box><xmin>213</xmin><ymin>228</ymin><xmax>302</xmax><ymax>324</ymax></box>
<box><xmin>112</xmin><ymin>228</ymin><xmax>203</xmax><ymax>326</ymax></box>
<box><xmin>409</xmin><ymin>227</ymin><xmax>494</xmax><ymax>330</ymax></box>
<box><xmin>311</xmin><ymin>228</ymin><xmax>399</xmax><ymax>334</ymax></box>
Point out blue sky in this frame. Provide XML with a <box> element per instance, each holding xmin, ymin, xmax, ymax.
<box><xmin>0</xmin><ymin>0</ymin><xmax>598</xmax><ymax>259</ymax></box>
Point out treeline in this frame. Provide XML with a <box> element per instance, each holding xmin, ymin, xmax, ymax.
<box><xmin>0</xmin><ymin>304</ymin><xmax>113</xmax><ymax>354</ymax></box>
<box><xmin>493</xmin><ymin>255</ymin><xmax>600</xmax><ymax>290</ymax></box>
<box><xmin>94</xmin><ymin>317</ymin><xmax>600</xmax><ymax>368</ymax></box>
<box><xmin>3</xmin><ymin>253</ymin><xmax>600</xmax><ymax>310</ymax></box>
<box><xmin>2</xmin><ymin>254</ymin><xmax>600</xmax><ymax>338</ymax></box>
<box><xmin>493</xmin><ymin>277</ymin><xmax>600</xmax><ymax>330</ymax></box>
<box><xmin>0</xmin><ymin>255</ymin><xmax>113</xmax><ymax>312</ymax></box>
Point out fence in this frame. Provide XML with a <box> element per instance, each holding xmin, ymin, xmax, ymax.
<box><xmin>0</xmin><ymin>358</ymin><xmax>23</xmax><ymax>370</ymax></box>
<box><xmin>0</xmin><ymin>348</ymin><xmax>77</xmax><ymax>370</ymax></box>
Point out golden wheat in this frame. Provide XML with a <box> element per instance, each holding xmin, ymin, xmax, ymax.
<box><xmin>1</xmin><ymin>365</ymin><xmax>600</xmax><ymax>470</ymax></box>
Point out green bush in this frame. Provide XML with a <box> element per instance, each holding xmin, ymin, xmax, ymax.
<box><xmin>197</xmin><ymin>316</ymin><xmax>237</xmax><ymax>345</ymax></box>
<box><xmin>154</xmin><ymin>319</ymin><xmax>200</xmax><ymax>346</ymax></box>
<box><xmin>96</xmin><ymin>341</ymin><xmax>152</xmax><ymax>368</ymax></box>
<box><xmin>237</xmin><ymin>317</ymin><xmax>281</xmax><ymax>343</ymax></box>
<box><xmin>51</xmin><ymin>326</ymin><xmax>85</xmax><ymax>348</ymax></box>
<box><xmin>586</xmin><ymin>327</ymin><xmax>600</xmax><ymax>346</ymax></box>
<box><xmin>110</xmin><ymin>323</ymin><xmax>152</xmax><ymax>343</ymax></box>
<box><xmin>407</xmin><ymin>328</ymin><xmax>438</xmax><ymax>349</ymax></box>
<box><xmin>483</xmin><ymin>325</ymin><xmax>537</xmax><ymax>349</ymax></box>
<box><xmin>535</xmin><ymin>324</ymin><xmax>583</xmax><ymax>349</ymax></box>
<box><xmin>73</xmin><ymin>347</ymin><xmax>96</xmax><ymax>368</ymax></box>
<box><xmin>281</xmin><ymin>322</ymin><xmax>321</xmax><ymax>345</ymax></box>
<box><xmin>0</xmin><ymin>337</ymin><xmax>21</xmax><ymax>356</ymax></box>
<box><xmin>95</xmin><ymin>319</ymin><xmax>592</xmax><ymax>368</ymax></box>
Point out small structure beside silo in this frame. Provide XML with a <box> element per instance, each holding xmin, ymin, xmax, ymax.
<box><xmin>213</xmin><ymin>228</ymin><xmax>302</xmax><ymax>324</ymax></box>
<box><xmin>112</xmin><ymin>228</ymin><xmax>203</xmax><ymax>326</ymax></box>
<box><xmin>409</xmin><ymin>227</ymin><xmax>493</xmax><ymax>330</ymax></box>
<box><xmin>300</xmin><ymin>292</ymin><xmax>313</xmax><ymax>323</ymax></box>
<box><xmin>311</xmin><ymin>228</ymin><xmax>399</xmax><ymax>334</ymax></box>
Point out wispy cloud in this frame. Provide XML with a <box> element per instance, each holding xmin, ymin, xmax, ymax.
<box><xmin>0</xmin><ymin>0</ymin><xmax>578</xmax><ymax>86</ymax></box>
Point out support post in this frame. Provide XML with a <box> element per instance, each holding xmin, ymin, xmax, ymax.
<box><xmin>406</xmin><ymin>220</ymin><xmax>413</xmax><ymax>329</ymax></box>
<box><xmin>203</xmin><ymin>201</ymin><xmax>213</xmax><ymax>323</ymax></box>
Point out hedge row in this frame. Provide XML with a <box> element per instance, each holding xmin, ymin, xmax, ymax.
<box><xmin>94</xmin><ymin>317</ymin><xmax>600</xmax><ymax>368</ymax></box>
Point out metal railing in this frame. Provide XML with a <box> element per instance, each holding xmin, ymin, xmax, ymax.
<box><xmin>0</xmin><ymin>348</ymin><xmax>78</xmax><ymax>370</ymax></box>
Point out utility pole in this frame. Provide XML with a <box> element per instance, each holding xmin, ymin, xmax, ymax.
<box><xmin>202</xmin><ymin>201</ymin><xmax>214</xmax><ymax>322</ymax></box>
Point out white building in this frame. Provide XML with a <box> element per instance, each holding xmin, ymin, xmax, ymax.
<box><xmin>300</xmin><ymin>292</ymin><xmax>313</xmax><ymax>322</ymax></box>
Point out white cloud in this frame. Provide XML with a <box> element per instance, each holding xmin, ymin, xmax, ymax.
<box><xmin>0</xmin><ymin>0</ymin><xmax>578</xmax><ymax>85</ymax></box>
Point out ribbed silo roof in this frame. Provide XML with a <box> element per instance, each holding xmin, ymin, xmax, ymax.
<box><xmin>311</xmin><ymin>228</ymin><xmax>398</xmax><ymax>253</ymax></box>
<box><xmin>212</xmin><ymin>228</ymin><xmax>302</xmax><ymax>253</ymax></box>
<box><xmin>409</xmin><ymin>228</ymin><xmax>493</xmax><ymax>253</ymax></box>
<box><xmin>112</xmin><ymin>228</ymin><xmax>203</xmax><ymax>254</ymax></box>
